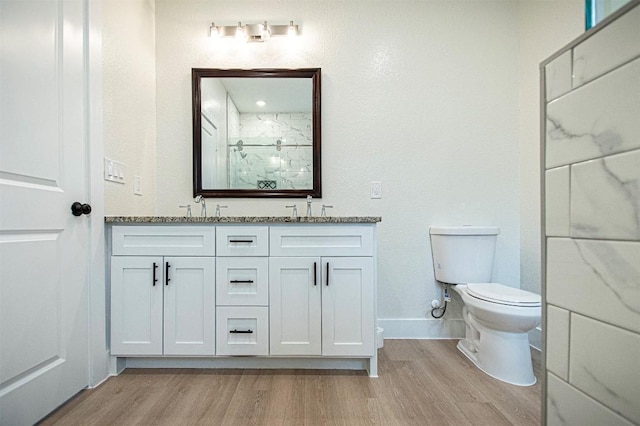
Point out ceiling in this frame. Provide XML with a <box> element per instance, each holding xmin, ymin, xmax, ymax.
<box><xmin>220</xmin><ymin>78</ymin><xmax>313</xmax><ymax>114</ymax></box>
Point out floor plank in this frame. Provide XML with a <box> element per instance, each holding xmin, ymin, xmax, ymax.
<box><xmin>39</xmin><ymin>340</ymin><xmax>541</xmax><ymax>425</ymax></box>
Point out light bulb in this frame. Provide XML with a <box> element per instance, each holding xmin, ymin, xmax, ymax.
<box><xmin>235</xmin><ymin>22</ymin><xmax>246</xmax><ymax>41</ymax></box>
<box><xmin>287</xmin><ymin>21</ymin><xmax>297</xmax><ymax>37</ymax></box>
<box><xmin>209</xmin><ymin>22</ymin><xmax>219</xmax><ymax>38</ymax></box>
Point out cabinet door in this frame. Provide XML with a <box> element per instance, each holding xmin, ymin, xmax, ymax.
<box><xmin>269</xmin><ymin>257</ymin><xmax>321</xmax><ymax>355</ymax></box>
<box><xmin>111</xmin><ymin>256</ymin><xmax>163</xmax><ymax>355</ymax></box>
<box><xmin>163</xmin><ymin>257</ymin><xmax>216</xmax><ymax>355</ymax></box>
<box><xmin>322</xmin><ymin>257</ymin><xmax>375</xmax><ymax>356</ymax></box>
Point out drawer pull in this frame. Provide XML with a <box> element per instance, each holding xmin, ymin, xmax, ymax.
<box><xmin>229</xmin><ymin>239</ymin><xmax>254</xmax><ymax>243</ymax></box>
<box><xmin>152</xmin><ymin>262</ymin><xmax>158</xmax><ymax>286</ymax></box>
<box><xmin>229</xmin><ymin>329</ymin><xmax>253</xmax><ymax>334</ymax></box>
<box><xmin>230</xmin><ymin>279</ymin><xmax>254</xmax><ymax>284</ymax></box>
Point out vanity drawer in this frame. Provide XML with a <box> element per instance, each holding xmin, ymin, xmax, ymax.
<box><xmin>216</xmin><ymin>226</ymin><xmax>269</xmax><ymax>257</ymax></box>
<box><xmin>216</xmin><ymin>306</ymin><xmax>269</xmax><ymax>356</ymax></box>
<box><xmin>216</xmin><ymin>257</ymin><xmax>269</xmax><ymax>306</ymax></box>
<box><xmin>270</xmin><ymin>225</ymin><xmax>374</xmax><ymax>257</ymax></box>
<box><xmin>112</xmin><ymin>225</ymin><xmax>216</xmax><ymax>256</ymax></box>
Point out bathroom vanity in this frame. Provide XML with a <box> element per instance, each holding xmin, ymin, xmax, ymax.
<box><xmin>105</xmin><ymin>216</ymin><xmax>381</xmax><ymax>377</ymax></box>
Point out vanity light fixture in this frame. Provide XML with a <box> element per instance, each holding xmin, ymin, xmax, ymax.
<box><xmin>209</xmin><ymin>20</ymin><xmax>300</xmax><ymax>42</ymax></box>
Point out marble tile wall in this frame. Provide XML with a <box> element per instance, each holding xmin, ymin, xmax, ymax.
<box><xmin>228</xmin><ymin>113</ymin><xmax>313</xmax><ymax>190</ymax></box>
<box><xmin>543</xmin><ymin>3</ymin><xmax>639</xmax><ymax>425</ymax></box>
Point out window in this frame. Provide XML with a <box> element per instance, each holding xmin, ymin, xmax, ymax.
<box><xmin>586</xmin><ymin>0</ymin><xmax>632</xmax><ymax>29</ymax></box>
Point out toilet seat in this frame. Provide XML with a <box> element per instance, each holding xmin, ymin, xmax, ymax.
<box><xmin>466</xmin><ymin>283</ymin><xmax>541</xmax><ymax>307</ymax></box>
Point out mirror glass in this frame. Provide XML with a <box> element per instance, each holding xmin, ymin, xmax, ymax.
<box><xmin>192</xmin><ymin>68</ymin><xmax>321</xmax><ymax>198</ymax></box>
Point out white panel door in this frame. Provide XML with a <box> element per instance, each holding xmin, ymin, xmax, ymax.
<box><xmin>163</xmin><ymin>257</ymin><xmax>215</xmax><ymax>355</ymax></box>
<box><xmin>110</xmin><ymin>257</ymin><xmax>164</xmax><ymax>355</ymax></box>
<box><xmin>269</xmin><ymin>257</ymin><xmax>321</xmax><ymax>355</ymax></box>
<box><xmin>0</xmin><ymin>0</ymin><xmax>91</xmax><ymax>423</ymax></box>
<box><xmin>321</xmin><ymin>257</ymin><xmax>375</xmax><ymax>356</ymax></box>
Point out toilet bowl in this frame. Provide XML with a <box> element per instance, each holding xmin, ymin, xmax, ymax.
<box><xmin>452</xmin><ymin>283</ymin><xmax>540</xmax><ymax>386</ymax></box>
<box><xmin>429</xmin><ymin>226</ymin><xmax>541</xmax><ymax>386</ymax></box>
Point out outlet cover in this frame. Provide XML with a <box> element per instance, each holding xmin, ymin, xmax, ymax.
<box><xmin>370</xmin><ymin>181</ymin><xmax>382</xmax><ymax>199</ymax></box>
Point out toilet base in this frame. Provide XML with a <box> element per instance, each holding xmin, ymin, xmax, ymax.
<box><xmin>457</xmin><ymin>331</ymin><xmax>536</xmax><ymax>387</ymax></box>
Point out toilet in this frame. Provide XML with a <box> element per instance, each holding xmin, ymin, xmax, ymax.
<box><xmin>429</xmin><ymin>225</ymin><xmax>541</xmax><ymax>386</ymax></box>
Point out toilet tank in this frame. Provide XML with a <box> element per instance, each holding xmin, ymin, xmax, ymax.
<box><xmin>429</xmin><ymin>226</ymin><xmax>499</xmax><ymax>284</ymax></box>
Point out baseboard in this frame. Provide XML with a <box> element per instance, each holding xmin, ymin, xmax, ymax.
<box><xmin>122</xmin><ymin>357</ymin><xmax>370</xmax><ymax>372</ymax></box>
<box><xmin>529</xmin><ymin>326</ymin><xmax>542</xmax><ymax>351</ymax></box>
<box><xmin>377</xmin><ymin>318</ymin><xmax>465</xmax><ymax>339</ymax></box>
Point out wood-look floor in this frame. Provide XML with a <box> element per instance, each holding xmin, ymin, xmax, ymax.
<box><xmin>39</xmin><ymin>340</ymin><xmax>541</xmax><ymax>425</ymax></box>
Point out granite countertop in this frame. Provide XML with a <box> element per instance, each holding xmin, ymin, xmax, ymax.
<box><xmin>104</xmin><ymin>216</ymin><xmax>382</xmax><ymax>224</ymax></box>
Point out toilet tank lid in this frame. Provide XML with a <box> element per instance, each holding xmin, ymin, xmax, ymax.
<box><xmin>429</xmin><ymin>226</ymin><xmax>500</xmax><ymax>235</ymax></box>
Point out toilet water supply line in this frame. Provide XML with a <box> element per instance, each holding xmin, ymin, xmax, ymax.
<box><xmin>431</xmin><ymin>284</ymin><xmax>450</xmax><ymax>319</ymax></box>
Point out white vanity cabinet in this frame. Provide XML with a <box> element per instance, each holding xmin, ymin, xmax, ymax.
<box><xmin>269</xmin><ymin>226</ymin><xmax>375</xmax><ymax>357</ymax></box>
<box><xmin>107</xmin><ymin>219</ymin><xmax>379</xmax><ymax>376</ymax></box>
<box><xmin>110</xmin><ymin>226</ymin><xmax>216</xmax><ymax>356</ymax></box>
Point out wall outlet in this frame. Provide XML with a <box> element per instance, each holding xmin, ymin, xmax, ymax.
<box><xmin>370</xmin><ymin>181</ymin><xmax>382</xmax><ymax>199</ymax></box>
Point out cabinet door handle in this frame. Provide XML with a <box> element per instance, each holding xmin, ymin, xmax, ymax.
<box><xmin>165</xmin><ymin>262</ymin><xmax>171</xmax><ymax>286</ymax></box>
<box><xmin>230</xmin><ymin>279</ymin><xmax>254</xmax><ymax>284</ymax></box>
<box><xmin>313</xmin><ymin>262</ymin><xmax>317</xmax><ymax>286</ymax></box>
<box><xmin>152</xmin><ymin>262</ymin><xmax>158</xmax><ymax>286</ymax></box>
<box><xmin>229</xmin><ymin>329</ymin><xmax>253</xmax><ymax>334</ymax></box>
<box><xmin>229</xmin><ymin>239</ymin><xmax>254</xmax><ymax>243</ymax></box>
<box><xmin>326</xmin><ymin>262</ymin><xmax>330</xmax><ymax>286</ymax></box>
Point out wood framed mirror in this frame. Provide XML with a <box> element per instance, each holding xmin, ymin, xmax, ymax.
<box><xmin>192</xmin><ymin>68</ymin><xmax>321</xmax><ymax>198</ymax></box>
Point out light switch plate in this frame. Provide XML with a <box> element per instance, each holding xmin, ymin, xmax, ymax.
<box><xmin>104</xmin><ymin>157</ymin><xmax>125</xmax><ymax>184</ymax></box>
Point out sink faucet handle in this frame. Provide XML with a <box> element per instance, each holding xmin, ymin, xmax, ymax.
<box><xmin>285</xmin><ymin>204</ymin><xmax>298</xmax><ymax>218</ymax></box>
<box><xmin>215</xmin><ymin>204</ymin><xmax>228</xmax><ymax>217</ymax></box>
<box><xmin>321</xmin><ymin>204</ymin><xmax>333</xmax><ymax>217</ymax></box>
<box><xmin>179</xmin><ymin>204</ymin><xmax>192</xmax><ymax>217</ymax></box>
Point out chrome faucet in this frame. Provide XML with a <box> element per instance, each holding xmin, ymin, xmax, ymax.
<box><xmin>321</xmin><ymin>204</ymin><xmax>333</xmax><ymax>217</ymax></box>
<box><xmin>195</xmin><ymin>195</ymin><xmax>206</xmax><ymax>217</ymax></box>
<box><xmin>215</xmin><ymin>204</ymin><xmax>228</xmax><ymax>217</ymax></box>
<box><xmin>179</xmin><ymin>204</ymin><xmax>192</xmax><ymax>217</ymax></box>
<box><xmin>286</xmin><ymin>204</ymin><xmax>298</xmax><ymax>218</ymax></box>
<box><xmin>306</xmin><ymin>195</ymin><xmax>313</xmax><ymax>217</ymax></box>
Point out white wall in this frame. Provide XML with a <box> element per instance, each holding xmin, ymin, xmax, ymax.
<box><xmin>103</xmin><ymin>0</ymin><xmax>157</xmax><ymax>215</ymax></box>
<box><xmin>103</xmin><ymin>0</ymin><xmax>583</xmax><ymax>337</ymax></box>
<box><xmin>154</xmin><ymin>0</ymin><xmax>521</xmax><ymax>333</ymax></box>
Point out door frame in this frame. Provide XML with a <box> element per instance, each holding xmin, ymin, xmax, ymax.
<box><xmin>86</xmin><ymin>0</ymin><xmax>109</xmax><ymax>388</ymax></box>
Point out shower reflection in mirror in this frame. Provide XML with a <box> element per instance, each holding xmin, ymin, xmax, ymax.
<box><xmin>199</xmin><ymin>75</ymin><xmax>313</xmax><ymax>191</ymax></box>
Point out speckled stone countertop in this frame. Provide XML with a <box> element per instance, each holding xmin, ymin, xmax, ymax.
<box><xmin>105</xmin><ymin>216</ymin><xmax>382</xmax><ymax>224</ymax></box>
